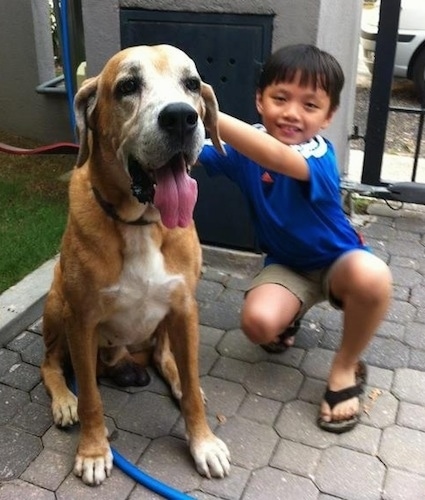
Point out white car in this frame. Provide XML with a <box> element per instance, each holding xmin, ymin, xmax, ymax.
<box><xmin>360</xmin><ymin>0</ymin><xmax>425</xmax><ymax>97</ymax></box>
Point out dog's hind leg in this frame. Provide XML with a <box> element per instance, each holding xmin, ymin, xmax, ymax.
<box><xmin>154</xmin><ymin>325</ymin><xmax>207</xmax><ymax>404</ymax></box>
<box><xmin>153</xmin><ymin>323</ymin><xmax>184</xmax><ymax>400</ymax></box>
<box><xmin>41</xmin><ymin>288</ymin><xmax>78</xmax><ymax>427</ymax></box>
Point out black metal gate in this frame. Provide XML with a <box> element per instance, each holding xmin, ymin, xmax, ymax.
<box><xmin>349</xmin><ymin>0</ymin><xmax>425</xmax><ymax>204</ymax></box>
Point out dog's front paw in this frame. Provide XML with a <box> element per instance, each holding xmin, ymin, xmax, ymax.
<box><xmin>191</xmin><ymin>435</ymin><xmax>231</xmax><ymax>479</ymax></box>
<box><xmin>51</xmin><ymin>391</ymin><xmax>78</xmax><ymax>427</ymax></box>
<box><xmin>74</xmin><ymin>445</ymin><xmax>113</xmax><ymax>486</ymax></box>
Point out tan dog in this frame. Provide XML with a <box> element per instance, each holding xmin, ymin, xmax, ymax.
<box><xmin>41</xmin><ymin>44</ymin><xmax>230</xmax><ymax>486</ymax></box>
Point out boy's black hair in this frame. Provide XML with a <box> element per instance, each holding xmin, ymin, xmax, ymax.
<box><xmin>258</xmin><ymin>44</ymin><xmax>345</xmax><ymax>111</ymax></box>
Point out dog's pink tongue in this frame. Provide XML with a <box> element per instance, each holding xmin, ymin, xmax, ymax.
<box><xmin>154</xmin><ymin>159</ymin><xmax>198</xmax><ymax>229</ymax></box>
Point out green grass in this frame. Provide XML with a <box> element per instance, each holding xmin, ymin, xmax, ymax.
<box><xmin>352</xmin><ymin>195</ymin><xmax>373</xmax><ymax>214</ymax></box>
<box><xmin>0</xmin><ymin>130</ymin><xmax>74</xmax><ymax>293</ymax></box>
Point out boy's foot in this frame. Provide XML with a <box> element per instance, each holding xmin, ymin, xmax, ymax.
<box><xmin>317</xmin><ymin>361</ymin><xmax>367</xmax><ymax>434</ymax></box>
<box><xmin>260</xmin><ymin>319</ymin><xmax>302</xmax><ymax>353</ymax></box>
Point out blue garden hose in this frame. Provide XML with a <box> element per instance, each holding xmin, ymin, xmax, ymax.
<box><xmin>112</xmin><ymin>448</ymin><xmax>195</xmax><ymax>500</ymax></box>
<box><xmin>57</xmin><ymin>0</ymin><xmax>77</xmax><ymax>138</ymax></box>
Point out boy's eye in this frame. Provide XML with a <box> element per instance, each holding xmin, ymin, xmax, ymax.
<box><xmin>305</xmin><ymin>102</ymin><xmax>319</xmax><ymax>109</ymax></box>
<box><xmin>273</xmin><ymin>95</ymin><xmax>286</xmax><ymax>102</ymax></box>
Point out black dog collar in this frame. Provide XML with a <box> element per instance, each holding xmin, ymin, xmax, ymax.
<box><xmin>92</xmin><ymin>187</ymin><xmax>153</xmax><ymax>226</ymax></box>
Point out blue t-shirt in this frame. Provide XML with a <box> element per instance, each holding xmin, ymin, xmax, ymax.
<box><xmin>198</xmin><ymin>128</ymin><xmax>367</xmax><ymax>271</ymax></box>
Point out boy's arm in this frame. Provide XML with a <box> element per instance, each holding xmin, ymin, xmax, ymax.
<box><xmin>217</xmin><ymin>112</ymin><xmax>309</xmax><ymax>181</ymax></box>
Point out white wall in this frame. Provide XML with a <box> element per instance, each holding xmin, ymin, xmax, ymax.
<box><xmin>317</xmin><ymin>0</ymin><xmax>363</xmax><ymax>172</ymax></box>
<box><xmin>0</xmin><ymin>0</ymin><xmax>72</xmax><ymax>142</ymax></box>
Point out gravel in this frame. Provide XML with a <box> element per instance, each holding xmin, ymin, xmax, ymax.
<box><xmin>352</xmin><ymin>76</ymin><xmax>425</xmax><ymax>157</ymax></box>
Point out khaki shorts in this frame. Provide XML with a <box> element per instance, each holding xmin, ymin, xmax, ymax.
<box><xmin>247</xmin><ymin>263</ymin><xmax>343</xmax><ymax>318</ymax></box>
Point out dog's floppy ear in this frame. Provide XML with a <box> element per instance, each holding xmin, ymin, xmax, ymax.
<box><xmin>74</xmin><ymin>76</ymin><xmax>99</xmax><ymax>167</ymax></box>
<box><xmin>201</xmin><ymin>82</ymin><xmax>225</xmax><ymax>155</ymax></box>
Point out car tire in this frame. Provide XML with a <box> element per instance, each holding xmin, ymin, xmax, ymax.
<box><xmin>412</xmin><ymin>47</ymin><xmax>425</xmax><ymax>104</ymax></box>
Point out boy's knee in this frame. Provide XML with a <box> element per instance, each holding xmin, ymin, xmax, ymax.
<box><xmin>350</xmin><ymin>262</ymin><xmax>392</xmax><ymax>306</ymax></box>
<box><xmin>365</xmin><ymin>261</ymin><xmax>392</xmax><ymax>296</ymax></box>
<box><xmin>241</xmin><ymin>310</ymin><xmax>285</xmax><ymax>344</ymax></box>
<box><xmin>241</xmin><ymin>311</ymin><xmax>261</xmax><ymax>343</ymax></box>
<box><xmin>338</xmin><ymin>253</ymin><xmax>392</xmax><ymax>302</ymax></box>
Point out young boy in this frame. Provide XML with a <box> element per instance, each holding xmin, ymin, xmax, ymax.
<box><xmin>199</xmin><ymin>44</ymin><xmax>392</xmax><ymax>433</ymax></box>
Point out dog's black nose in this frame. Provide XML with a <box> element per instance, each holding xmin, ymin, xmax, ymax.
<box><xmin>158</xmin><ymin>102</ymin><xmax>198</xmax><ymax>139</ymax></box>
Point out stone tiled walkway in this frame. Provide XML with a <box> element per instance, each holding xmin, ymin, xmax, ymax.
<box><xmin>1</xmin><ymin>202</ymin><xmax>425</xmax><ymax>499</ymax></box>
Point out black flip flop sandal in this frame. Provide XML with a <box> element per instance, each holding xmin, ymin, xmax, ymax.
<box><xmin>260</xmin><ymin>319</ymin><xmax>302</xmax><ymax>354</ymax></box>
<box><xmin>317</xmin><ymin>361</ymin><xmax>368</xmax><ymax>434</ymax></box>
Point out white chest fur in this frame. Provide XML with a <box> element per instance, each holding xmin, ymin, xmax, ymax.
<box><xmin>98</xmin><ymin>228</ymin><xmax>183</xmax><ymax>346</ymax></box>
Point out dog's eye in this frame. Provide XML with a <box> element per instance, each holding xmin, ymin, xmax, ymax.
<box><xmin>116</xmin><ymin>77</ymin><xmax>140</xmax><ymax>97</ymax></box>
<box><xmin>185</xmin><ymin>77</ymin><xmax>201</xmax><ymax>92</ymax></box>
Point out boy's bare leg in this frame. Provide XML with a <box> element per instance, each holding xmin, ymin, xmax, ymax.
<box><xmin>241</xmin><ymin>283</ymin><xmax>301</xmax><ymax>346</ymax></box>
<box><xmin>320</xmin><ymin>250</ymin><xmax>392</xmax><ymax>423</ymax></box>
<box><xmin>241</xmin><ymin>252</ymin><xmax>392</xmax><ymax>425</ymax></box>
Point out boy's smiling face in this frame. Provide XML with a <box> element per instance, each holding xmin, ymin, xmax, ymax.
<box><xmin>256</xmin><ymin>72</ymin><xmax>336</xmax><ymax>146</ymax></box>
